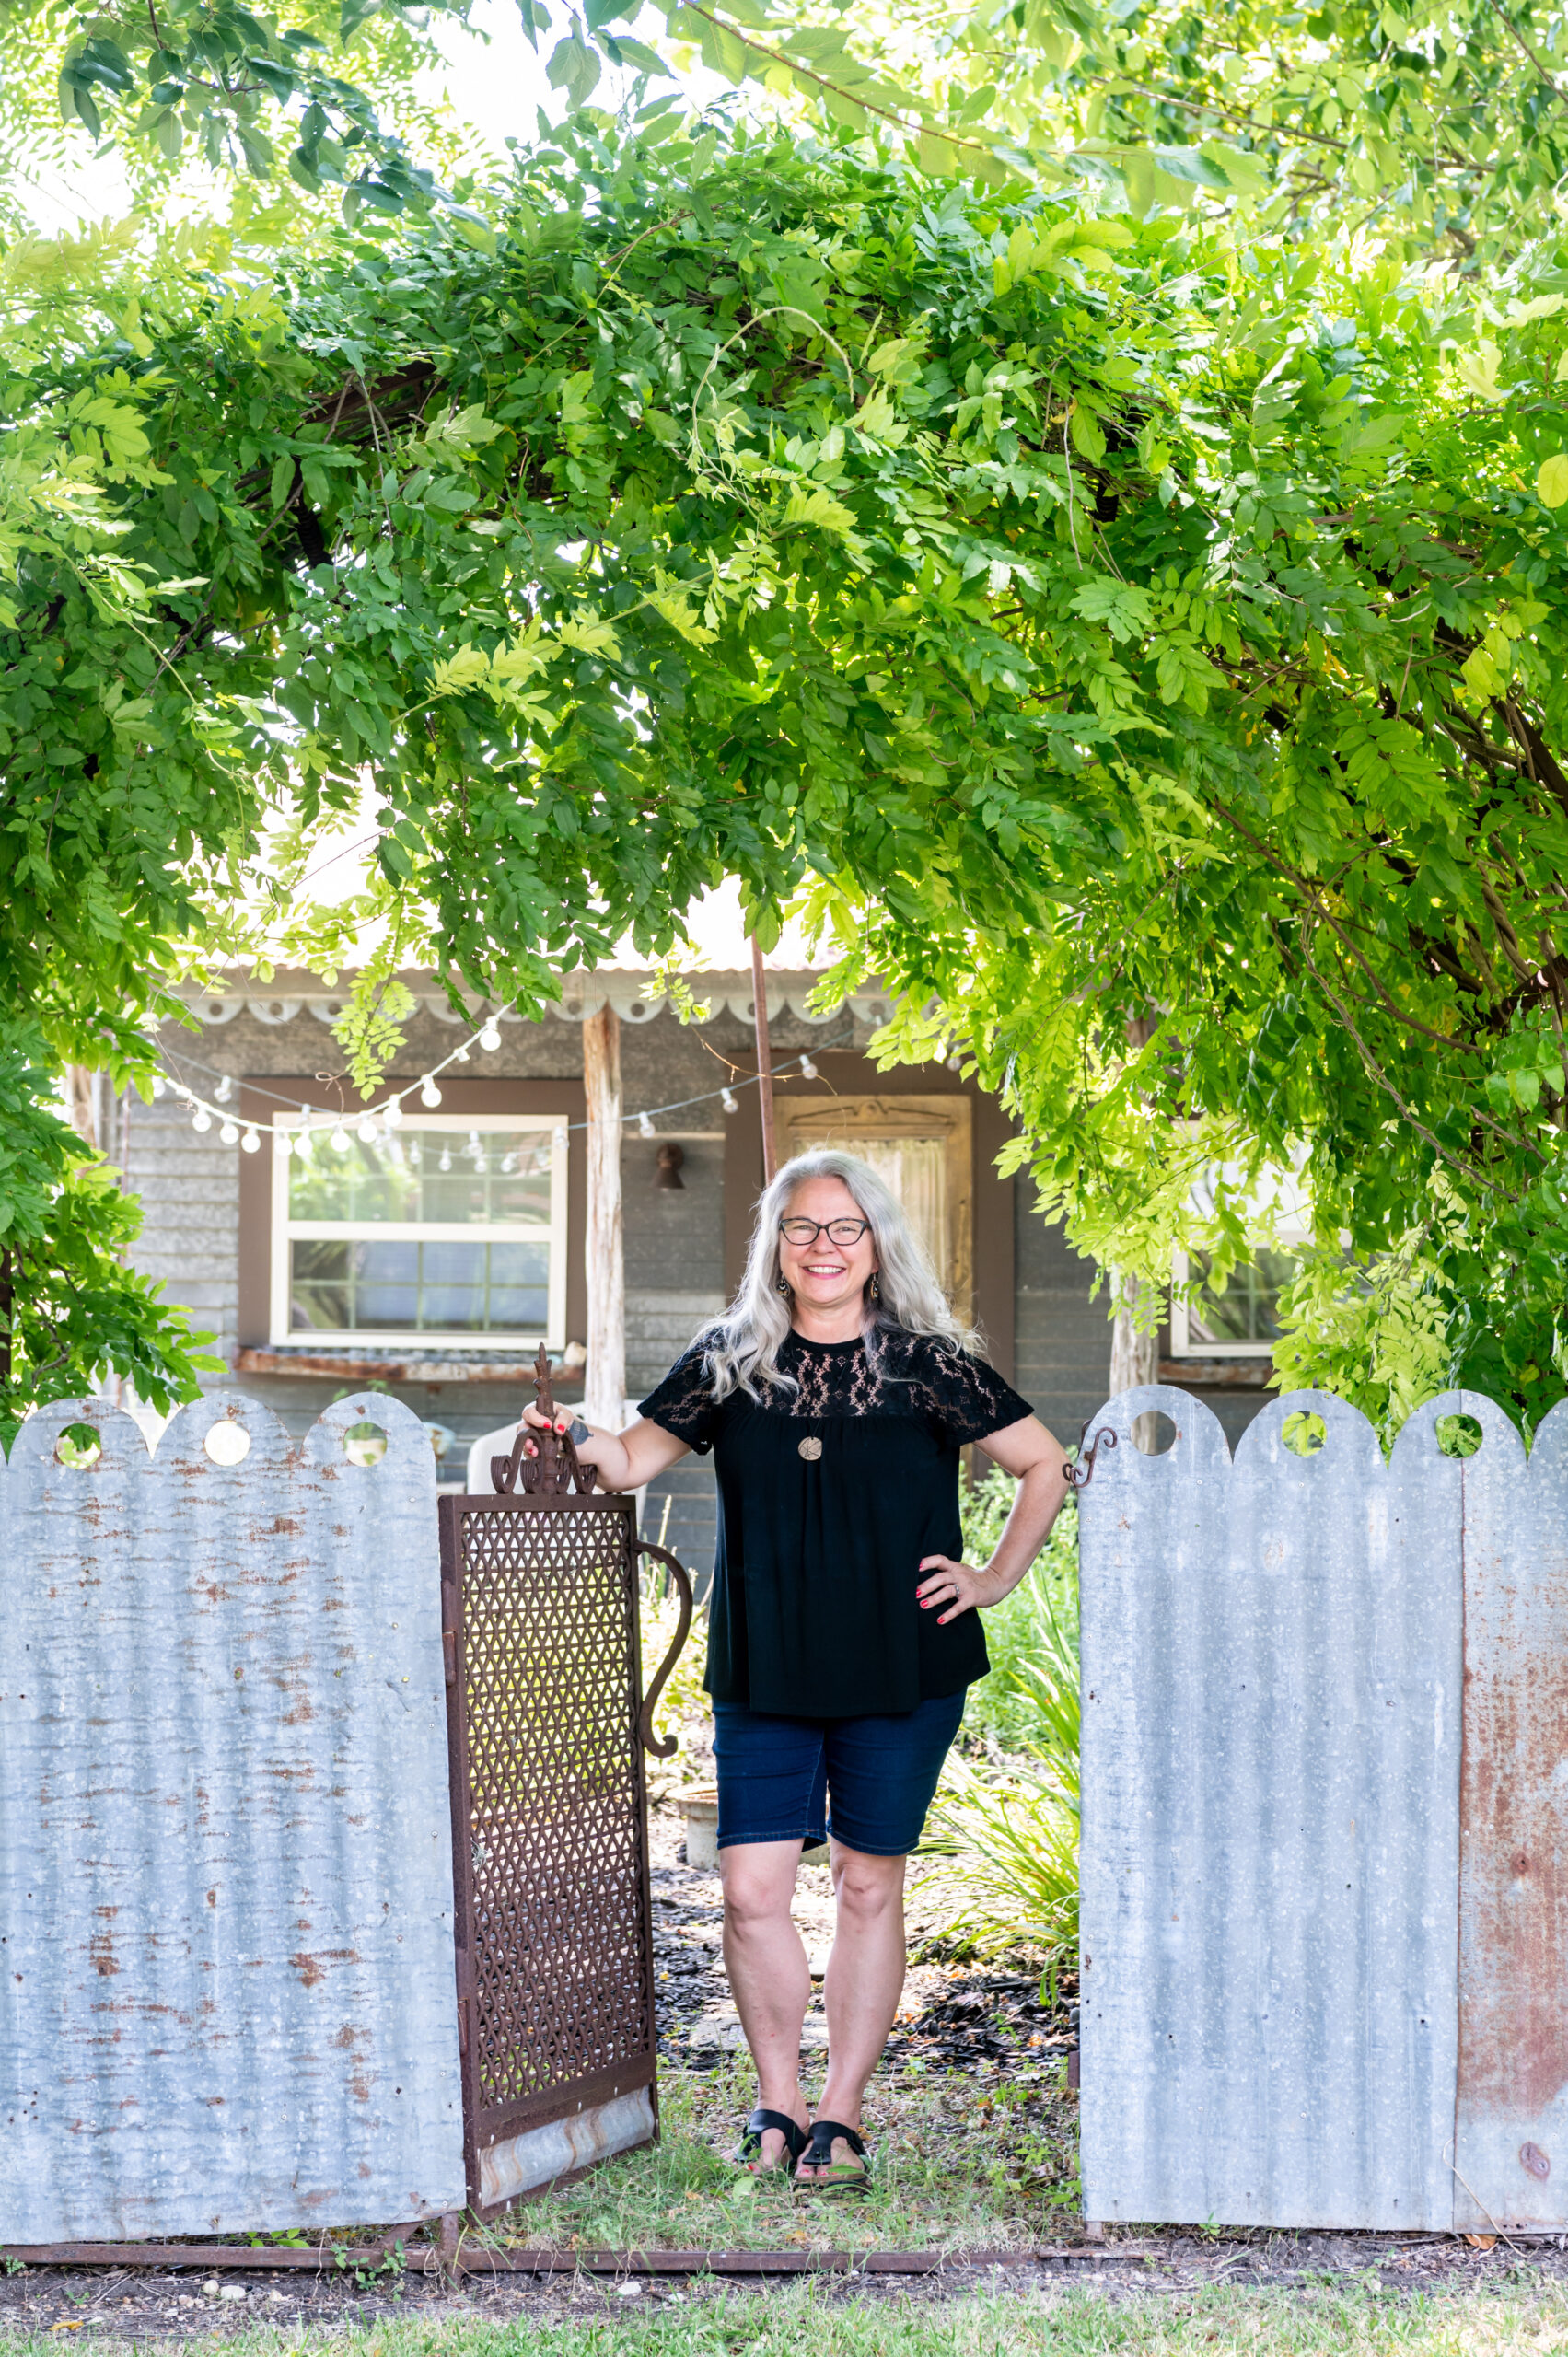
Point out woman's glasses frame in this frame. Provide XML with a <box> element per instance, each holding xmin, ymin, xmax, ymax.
<box><xmin>778</xmin><ymin>1216</ymin><xmax>872</xmax><ymax>1248</ymax></box>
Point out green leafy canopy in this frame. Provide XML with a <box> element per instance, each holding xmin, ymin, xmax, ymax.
<box><xmin>7</xmin><ymin>103</ymin><xmax>1568</xmax><ymax>1441</ymax></box>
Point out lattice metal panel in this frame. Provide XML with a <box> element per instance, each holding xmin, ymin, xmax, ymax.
<box><xmin>441</xmin><ymin>1492</ymin><xmax>659</xmax><ymax>2202</ymax></box>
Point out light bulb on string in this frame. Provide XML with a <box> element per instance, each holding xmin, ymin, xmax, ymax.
<box><xmin>420</xmin><ymin>1076</ymin><xmax>442</xmax><ymax>1108</ymax></box>
<box><xmin>479</xmin><ymin>1019</ymin><xmax>502</xmax><ymax>1052</ymax></box>
<box><xmin>151</xmin><ymin>1074</ymin><xmax>166</xmax><ymax>1099</ymax></box>
<box><xmin>637</xmin><ymin>1111</ymin><xmax>656</xmax><ymax>1139</ymax></box>
<box><xmin>192</xmin><ymin>1106</ymin><xmax>212</xmax><ymax>1134</ymax></box>
<box><xmin>214</xmin><ymin>1075</ymin><xmax>234</xmax><ymax>1106</ymax></box>
<box><xmin>276</xmin><ymin>1129</ymin><xmax>295</xmax><ymax>1158</ymax></box>
<box><xmin>381</xmin><ymin>1096</ymin><xmax>403</xmax><ymax>1126</ymax></box>
<box><xmin>798</xmin><ymin>1054</ymin><xmax>819</xmax><ymax>1080</ymax></box>
<box><xmin>438</xmin><ymin>1147</ymin><xmax>452</xmax><ymax>1172</ymax></box>
<box><xmin>357</xmin><ymin>1116</ymin><xmax>379</xmax><ymax>1144</ymax></box>
<box><xmin>331</xmin><ymin>1125</ymin><xmax>351</xmax><ymax>1154</ymax></box>
<box><xmin>241</xmin><ymin>1127</ymin><xmax>261</xmax><ymax>1155</ymax></box>
<box><xmin>454</xmin><ymin>1045</ymin><xmax>470</xmax><ymax>1064</ymax></box>
<box><xmin>721</xmin><ymin>1088</ymin><xmax>738</xmax><ymax>1115</ymax></box>
<box><xmin>219</xmin><ymin>1119</ymin><xmax>240</xmax><ymax>1145</ymax></box>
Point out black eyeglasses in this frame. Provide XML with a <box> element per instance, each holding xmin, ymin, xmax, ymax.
<box><xmin>779</xmin><ymin>1216</ymin><xmax>871</xmax><ymax>1247</ymax></box>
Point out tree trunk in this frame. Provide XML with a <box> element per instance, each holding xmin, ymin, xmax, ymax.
<box><xmin>1109</xmin><ymin>1272</ymin><xmax>1159</xmax><ymax>1395</ymax></box>
<box><xmin>582</xmin><ymin>1006</ymin><xmax>625</xmax><ymax>1432</ymax></box>
<box><xmin>65</xmin><ymin>1065</ymin><xmax>99</xmax><ymax>1151</ymax></box>
<box><xmin>750</xmin><ymin>934</ymin><xmax>775</xmax><ymax>1189</ymax></box>
<box><xmin>1110</xmin><ymin>1270</ymin><xmax>1161</xmax><ymax>1453</ymax></box>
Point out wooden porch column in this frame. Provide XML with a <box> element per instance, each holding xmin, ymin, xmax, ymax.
<box><xmin>582</xmin><ymin>1006</ymin><xmax>625</xmax><ymax>1431</ymax></box>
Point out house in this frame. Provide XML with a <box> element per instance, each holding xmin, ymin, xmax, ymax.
<box><xmin>116</xmin><ymin>947</ymin><xmax>1274</xmax><ymax>1573</ymax></box>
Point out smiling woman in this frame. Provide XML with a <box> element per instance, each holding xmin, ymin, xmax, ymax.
<box><xmin>516</xmin><ymin>1147</ymin><xmax>1070</xmax><ymax>2194</ymax></box>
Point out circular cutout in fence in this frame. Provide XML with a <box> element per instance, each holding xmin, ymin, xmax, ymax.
<box><xmin>1283</xmin><ymin>1411</ymin><xmax>1327</xmax><ymax>1458</ymax></box>
<box><xmin>203</xmin><ymin>1420</ymin><xmax>251</xmax><ymax>1468</ymax></box>
<box><xmin>1437</xmin><ymin>1412</ymin><xmax>1484</xmax><ymax>1460</ymax></box>
<box><xmin>54</xmin><ymin>1423</ymin><xmax>101</xmax><ymax>1469</ymax></box>
<box><xmin>1131</xmin><ymin>1410</ymin><xmax>1177</xmax><ymax>1457</ymax></box>
<box><xmin>343</xmin><ymin>1419</ymin><xmax>389</xmax><ymax>1467</ymax></box>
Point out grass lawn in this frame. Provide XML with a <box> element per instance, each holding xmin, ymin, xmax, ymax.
<box><xmin>5</xmin><ymin>2279</ymin><xmax>1568</xmax><ymax>2353</ymax></box>
<box><xmin>476</xmin><ymin>2049</ymin><xmax>1081</xmax><ymax>2254</ymax></box>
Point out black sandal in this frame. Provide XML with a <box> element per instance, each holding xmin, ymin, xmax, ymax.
<box><xmin>730</xmin><ymin>2107</ymin><xmax>809</xmax><ymax>2176</ymax></box>
<box><xmin>794</xmin><ymin>2118</ymin><xmax>871</xmax><ymax>2195</ymax></box>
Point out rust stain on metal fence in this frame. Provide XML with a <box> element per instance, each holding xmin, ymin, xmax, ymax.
<box><xmin>0</xmin><ymin>1392</ymin><xmax>465</xmax><ymax>2242</ymax></box>
<box><xmin>1454</xmin><ymin>1403</ymin><xmax>1568</xmax><ymax>2227</ymax></box>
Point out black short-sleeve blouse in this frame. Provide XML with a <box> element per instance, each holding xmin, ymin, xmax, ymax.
<box><xmin>637</xmin><ymin>1325</ymin><xmax>1035</xmax><ymax>1719</ymax></box>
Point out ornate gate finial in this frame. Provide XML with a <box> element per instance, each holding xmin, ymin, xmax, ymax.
<box><xmin>490</xmin><ymin>1343</ymin><xmax>599</xmax><ymax>1496</ymax></box>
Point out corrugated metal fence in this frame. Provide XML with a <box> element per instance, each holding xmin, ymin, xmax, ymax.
<box><xmin>1080</xmin><ymin>1384</ymin><xmax>1568</xmax><ymax>2233</ymax></box>
<box><xmin>0</xmin><ymin>1392</ymin><xmax>466</xmax><ymax>2241</ymax></box>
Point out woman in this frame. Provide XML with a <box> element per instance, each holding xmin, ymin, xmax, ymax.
<box><xmin>519</xmin><ymin>1149</ymin><xmax>1070</xmax><ymax>2191</ymax></box>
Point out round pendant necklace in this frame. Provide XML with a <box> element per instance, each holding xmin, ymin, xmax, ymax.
<box><xmin>797</xmin><ymin>1435</ymin><xmax>823</xmax><ymax>1462</ymax></box>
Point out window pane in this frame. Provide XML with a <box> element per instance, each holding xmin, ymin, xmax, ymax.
<box><xmin>287</xmin><ymin>1126</ymin><xmax>553</xmax><ymax>1225</ymax></box>
<box><xmin>288</xmin><ymin>1237</ymin><xmax>551</xmax><ymax>1335</ymax></box>
<box><xmin>1188</xmin><ymin>1248</ymin><xmax>1300</xmax><ymax>1346</ymax></box>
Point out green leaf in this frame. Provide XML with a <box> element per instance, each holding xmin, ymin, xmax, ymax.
<box><xmin>1537</xmin><ymin>453</ymin><xmax>1568</xmax><ymax>508</ymax></box>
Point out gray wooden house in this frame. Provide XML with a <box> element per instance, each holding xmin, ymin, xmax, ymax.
<box><xmin>115</xmin><ymin>961</ymin><xmax>1273</xmax><ymax>1571</ymax></box>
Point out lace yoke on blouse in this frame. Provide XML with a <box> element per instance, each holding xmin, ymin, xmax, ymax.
<box><xmin>640</xmin><ymin>1325</ymin><xmax>1028</xmax><ymax>1450</ymax></box>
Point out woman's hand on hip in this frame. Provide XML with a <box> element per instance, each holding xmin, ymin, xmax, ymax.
<box><xmin>916</xmin><ymin>1554</ymin><xmax>1004</xmax><ymax>1624</ymax></box>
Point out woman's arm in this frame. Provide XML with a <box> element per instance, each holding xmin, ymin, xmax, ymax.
<box><xmin>915</xmin><ymin>1412</ymin><xmax>1071</xmax><ymax>1627</ymax></box>
<box><xmin>518</xmin><ymin>1402</ymin><xmax>691</xmax><ymax>1491</ymax></box>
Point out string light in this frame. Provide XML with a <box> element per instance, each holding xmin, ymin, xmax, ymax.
<box><xmin>153</xmin><ymin>988</ymin><xmax>853</xmax><ymax>1153</ymax></box>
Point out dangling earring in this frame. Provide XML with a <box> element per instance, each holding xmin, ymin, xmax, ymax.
<box><xmin>869</xmin><ymin>1271</ymin><xmax>881</xmax><ymax>1303</ymax></box>
<box><xmin>777</xmin><ymin>1275</ymin><xmax>791</xmax><ymax>1297</ymax></box>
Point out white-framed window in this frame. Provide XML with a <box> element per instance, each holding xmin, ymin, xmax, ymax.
<box><xmin>269</xmin><ymin>1113</ymin><xmax>569</xmax><ymax>1350</ymax></box>
<box><xmin>1169</xmin><ymin>1163</ymin><xmax>1311</xmax><ymax>1359</ymax></box>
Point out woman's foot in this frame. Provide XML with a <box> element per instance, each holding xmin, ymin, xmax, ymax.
<box><xmin>731</xmin><ymin>2101</ymin><xmax>811</xmax><ymax>2175</ymax></box>
<box><xmin>794</xmin><ymin>2118</ymin><xmax>870</xmax><ymax>2192</ymax></box>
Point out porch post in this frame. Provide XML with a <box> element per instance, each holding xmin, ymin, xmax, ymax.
<box><xmin>582</xmin><ymin>1005</ymin><xmax>626</xmax><ymax>1431</ymax></box>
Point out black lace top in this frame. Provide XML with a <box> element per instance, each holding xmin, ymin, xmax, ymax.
<box><xmin>637</xmin><ymin>1326</ymin><xmax>1035</xmax><ymax>1717</ymax></box>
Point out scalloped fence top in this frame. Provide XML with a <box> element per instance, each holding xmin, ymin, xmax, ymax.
<box><xmin>1078</xmin><ymin>1384</ymin><xmax>1568</xmax><ymax>2234</ymax></box>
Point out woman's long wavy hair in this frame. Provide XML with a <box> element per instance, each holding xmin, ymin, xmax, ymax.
<box><xmin>703</xmin><ymin>1149</ymin><xmax>977</xmax><ymax>1402</ymax></box>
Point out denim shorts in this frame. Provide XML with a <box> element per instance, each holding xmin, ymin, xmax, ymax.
<box><xmin>712</xmin><ymin>1690</ymin><xmax>967</xmax><ymax>1859</ymax></box>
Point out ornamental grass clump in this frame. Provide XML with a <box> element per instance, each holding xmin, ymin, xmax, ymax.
<box><xmin>917</xmin><ymin>1474</ymin><xmax>1081</xmax><ymax>1966</ymax></box>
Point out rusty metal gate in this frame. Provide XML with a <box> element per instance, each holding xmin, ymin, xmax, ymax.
<box><xmin>1078</xmin><ymin>1383</ymin><xmax>1568</xmax><ymax>2234</ymax></box>
<box><xmin>439</xmin><ymin>1400</ymin><xmax>691</xmax><ymax>2214</ymax></box>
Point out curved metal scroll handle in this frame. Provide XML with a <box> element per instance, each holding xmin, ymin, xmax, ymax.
<box><xmin>634</xmin><ymin>1539</ymin><xmax>694</xmax><ymax>1759</ymax></box>
<box><xmin>1063</xmin><ymin>1417</ymin><xmax>1117</xmax><ymax>1492</ymax></box>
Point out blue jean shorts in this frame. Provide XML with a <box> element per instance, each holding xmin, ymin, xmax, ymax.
<box><xmin>712</xmin><ymin>1690</ymin><xmax>967</xmax><ymax>1859</ymax></box>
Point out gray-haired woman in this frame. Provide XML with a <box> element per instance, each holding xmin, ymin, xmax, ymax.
<box><xmin>520</xmin><ymin>1151</ymin><xmax>1069</xmax><ymax>2191</ymax></box>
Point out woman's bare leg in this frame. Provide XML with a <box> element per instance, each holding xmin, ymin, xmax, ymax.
<box><xmin>719</xmin><ymin>1839</ymin><xmax>812</xmax><ymax>2165</ymax></box>
<box><xmin>799</xmin><ymin>1844</ymin><xmax>908</xmax><ymax>2178</ymax></box>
